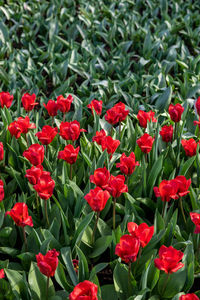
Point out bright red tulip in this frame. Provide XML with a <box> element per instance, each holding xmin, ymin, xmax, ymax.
<box><xmin>180</xmin><ymin>294</ymin><xmax>199</xmax><ymax>300</ymax></box>
<box><xmin>35</xmin><ymin>125</ymin><xmax>58</xmax><ymax>145</ymax></box>
<box><xmin>160</xmin><ymin>125</ymin><xmax>173</xmax><ymax>142</ymax></box>
<box><xmin>69</xmin><ymin>280</ymin><xmax>98</xmax><ymax>300</ymax></box>
<box><xmin>58</xmin><ymin>144</ymin><xmax>80</xmax><ymax>164</ymax></box>
<box><xmin>25</xmin><ymin>165</ymin><xmax>44</xmax><ymax>185</ymax></box>
<box><xmin>195</xmin><ymin>96</ymin><xmax>200</xmax><ymax>116</ymax></box>
<box><xmin>153</xmin><ymin>179</ymin><xmax>179</xmax><ymax>202</ymax></box>
<box><xmin>6</xmin><ymin>202</ymin><xmax>33</xmax><ymax>227</ymax></box>
<box><xmin>43</xmin><ymin>100</ymin><xmax>58</xmax><ymax>116</ymax></box>
<box><xmin>59</xmin><ymin>120</ymin><xmax>86</xmax><ymax>141</ymax></box>
<box><xmin>0</xmin><ymin>180</ymin><xmax>4</xmax><ymax>202</ymax></box>
<box><xmin>0</xmin><ymin>269</ymin><xmax>5</xmax><ymax>279</ymax></box>
<box><xmin>0</xmin><ymin>142</ymin><xmax>4</xmax><ymax>161</ymax></box>
<box><xmin>154</xmin><ymin>245</ymin><xmax>184</xmax><ymax>274</ymax></box>
<box><xmin>137</xmin><ymin>133</ymin><xmax>154</xmax><ymax>153</ymax></box>
<box><xmin>105</xmin><ymin>102</ymin><xmax>129</xmax><ymax>125</ymax></box>
<box><xmin>17</xmin><ymin>116</ymin><xmax>36</xmax><ymax>134</ymax></box>
<box><xmin>23</xmin><ymin>144</ymin><xmax>44</xmax><ymax>165</ymax></box>
<box><xmin>57</xmin><ymin>94</ymin><xmax>73</xmax><ymax>113</ymax></box>
<box><xmin>137</xmin><ymin>110</ymin><xmax>157</xmax><ymax>128</ymax></box>
<box><xmin>0</xmin><ymin>91</ymin><xmax>13</xmax><ymax>108</ymax></box>
<box><xmin>168</xmin><ymin>103</ymin><xmax>184</xmax><ymax>122</ymax></box>
<box><xmin>36</xmin><ymin>249</ymin><xmax>59</xmax><ymax>277</ymax></box>
<box><xmin>22</xmin><ymin>93</ymin><xmax>38</xmax><ymax>111</ymax></box>
<box><xmin>181</xmin><ymin>139</ymin><xmax>199</xmax><ymax>157</ymax></box>
<box><xmin>190</xmin><ymin>212</ymin><xmax>200</xmax><ymax>233</ymax></box>
<box><xmin>115</xmin><ymin>234</ymin><xmax>140</xmax><ymax>263</ymax></box>
<box><xmin>33</xmin><ymin>172</ymin><xmax>55</xmax><ymax>200</ymax></box>
<box><xmin>8</xmin><ymin>121</ymin><xmax>23</xmax><ymax>139</ymax></box>
<box><xmin>92</xmin><ymin>129</ymin><xmax>106</xmax><ymax>145</ymax></box>
<box><xmin>101</xmin><ymin>136</ymin><xmax>120</xmax><ymax>156</ymax></box>
<box><xmin>87</xmin><ymin>99</ymin><xmax>103</xmax><ymax>115</ymax></box>
<box><xmin>174</xmin><ymin>175</ymin><xmax>191</xmax><ymax>197</ymax></box>
<box><xmin>116</xmin><ymin>152</ymin><xmax>139</xmax><ymax>175</ymax></box>
<box><xmin>90</xmin><ymin>167</ymin><xmax>110</xmax><ymax>189</ymax></box>
<box><xmin>127</xmin><ymin>222</ymin><xmax>154</xmax><ymax>248</ymax></box>
<box><xmin>106</xmin><ymin>175</ymin><xmax>128</xmax><ymax>198</ymax></box>
<box><xmin>84</xmin><ymin>187</ymin><xmax>110</xmax><ymax>212</ymax></box>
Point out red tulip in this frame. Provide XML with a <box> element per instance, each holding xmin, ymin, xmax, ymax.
<box><xmin>8</xmin><ymin>121</ymin><xmax>23</xmax><ymax>139</ymax></box>
<box><xmin>101</xmin><ymin>136</ymin><xmax>120</xmax><ymax>156</ymax></box>
<box><xmin>190</xmin><ymin>212</ymin><xmax>200</xmax><ymax>233</ymax></box>
<box><xmin>69</xmin><ymin>280</ymin><xmax>98</xmax><ymax>300</ymax></box>
<box><xmin>33</xmin><ymin>172</ymin><xmax>55</xmax><ymax>200</ymax></box>
<box><xmin>127</xmin><ymin>222</ymin><xmax>154</xmax><ymax>248</ymax></box>
<box><xmin>16</xmin><ymin>116</ymin><xmax>36</xmax><ymax>134</ymax></box>
<box><xmin>0</xmin><ymin>91</ymin><xmax>13</xmax><ymax>108</ymax></box>
<box><xmin>0</xmin><ymin>269</ymin><xmax>5</xmax><ymax>279</ymax></box>
<box><xmin>194</xmin><ymin>117</ymin><xmax>200</xmax><ymax>129</ymax></box>
<box><xmin>105</xmin><ymin>102</ymin><xmax>129</xmax><ymax>125</ymax></box>
<box><xmin>154</xmin><ymin>245</ymin><xmax>184</xmax><ymax>273</ymax></box>
<box><xmin>0</xmin><ymin>142</ymin><xmax>4</xmax><ymax>161</ymax></box>
<box><xmin>72</xmin><ymin>259</ymin><xmax>79</xmax><ymax>274</ymax></box>
<box><xmin>22</xmin><ymin>93</ymin><xmax>38</xmax><ymax>111</ymax></box>
<box><xmin>23</xmin><ymin>144</ymin><xmax>44</xmax><ymax>166</ymax></box>
<box><xmin>90</xmin><ymin>167</ymin><xmax>110</xmax><ymax>189</ymax></box>
<box><xmin>115</xmin><ymin>234</ymin><xmax>140</xmax><ymax>263</ymax></box>
<box><xmin>43</xmin><ymin>100</ymin><xmax>58</xmax><ymax>116</ymax></box>
<box><xmin>195</xmin><ymin>96</ymin><xmax>200</xmax><ymax>116</ymax></box>
<box><xmin>137</xmin><ymin>133</ymin><xmax>154</xmax><ymax>153</ymax></box>
<box><xmin>25</xmin><ymin>165</ymin><xmax>44</xmax><ymax>185</ymax></box>
<box><xmin>116</xmin><ymin>152</ymin><xmax>139</xmax><ymax>175</ymax></box>
<box><xmin>0</xmin><ymin>180</ymin><xmax>4</xmax><ymax>202</ymax></box>
<box><xmin>181</xmin><ymin>139</ymin><xmax>198</xmax><ymax>157</ymax></box>
<box><xmin>92</xmin><ymin>129</ymin><xmax>106</xmax><ymax>146</ymax></box>
<box><xmin>84</xmin><ymin>187</ymin><xmax>110</xmax><ymax>212</ymax></box>
<box><xmin>35</xmin><ymin>125</ymin><xmax>58</xmax><ymax>145</ymax></box>
<box><xmin>57</xmin><ymin>94</ymin><xmax>73</xmax><ymax>113</ymax></box>
<box><xmin>106</xmin><ymin>175</ymin><xmax>128</xmax><ymax>198</ymax></box>
<box><xmin>153</xmin><ymin>179</ymin><xmax>179</xmax><ymax>202</ymax></box>
<box><xmin>59</xmin><ymin>120</ymin><xmax>86</xmax><ymax>141</ymax></box>
<box><xmin>58</xmin><ymin>144</ymin><xmax>80</xmax><ymax>164</ymax></box>
<box><xmin>168</xmin><ymin>103</ymin><xmax>184</xmax><ymax>122</ymax></box>
<box><xmin>180</xmin><ymin>294</ymin><xmax>199</xmax><ymax>300</ymax></box>
<box><xmin>87</xmin><ymin>99</ymin><xmax>103</xmax><ymax>115</ymax></box>
<box><xmin>137</xmin><ymin>110</ymin><xmax>157</xmax><ymax>128</ymax></box>
<box><xmin>160</xmin><ymin>125</ymin><xmax>173</xmax><ymax>142</ymax></box>
<box><xmin>36</xmin><ymin>249</ymin><xmax>59</xmax><ymax>277</ymax></box>
<box><xmin>174</xmin><ymin>175</ymin><xmax>191</xmax><ymax>197</ymax></box>
<box><xmin>6</xmin><ymin>202</ymin><xmax>33</xmax><ymax>227</ymax></box>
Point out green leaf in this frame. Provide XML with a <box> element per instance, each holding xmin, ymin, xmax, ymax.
<box><xmin>60</xmin><ymin>247</ymin><xmax>78</xmax><ymax>286</ymax></box>
<box><xmin>155</xmin><ymin>86</ymin><xmax>172</xmax><ymax>111</ymax></box>
<box><xmin>89</xmin><ymin>236</ymin><xmax>113</xmax><ymax>258</ymax></box>
<box><xmin>72</xmin><ymin>212</ymin><xmax>94</xmax><ymax>247</ymax></box>
<box><xmin>113</xmin><ymin>263</ymin><xmax>129</xmax><ymax>300</ymax></box>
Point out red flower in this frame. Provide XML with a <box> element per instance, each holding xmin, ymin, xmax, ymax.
<box><xmin>87</xmin><ymin>99</ymin><xmax>103</xmax><ymax>115</ymax></box>
<box><xmin>57</xmin><ymin>94</ymin><xmax>73</xmax><ymax>113</ymax></box>
<box><xmin>106</xmin><ymin>175</ymin><xmax>128</xmax><ymax>198</ymax></box>
<box><xmin>180</xmin><ymin>294</ymin><xmax>200</xmax><ymax>300</ymax></box>
<box><xmin>190</xmin><ymin>212</ymin><xmax>200</xmax><ymax>234</ymax></box>
<box><xmin>33</xmin><ymin>172</ymin><xmax>55</xmax><ymax>200</ymax></box>
<box><xmin>0</xmin><ymin>91</ymin><xmax>13</xmax><ymax>108</ymax></box>
<box><xmin>23</xmin><ymin>144</ymin><xmax>44</xmax><ymax>166</ymax></box>
<box><xmin>0</xmin><ymin>269</ymin><xmax>5</xmax><ymax>279</ymax></box>
<box><xmin>35</xmin><ymin>125</ymin><xmax>58</xmax><ymax>145</ymax></box>
<box><xmin>174</xmin><ymin>175</ymin><xmax>191</xmax><ymax>197</ymax></box>
<box><xmin>0</xmin><ymin>180</ymin><xmax>4</xmax><ymax>202</ymax></box>
<box><xmin>137</xmin><ymin>110</ymin><xmax>157</xmax><ymax>128</ymax></box>
<box><xmin>153</xmin><ymin>179</ymin><xmax>179</xmax><ymax>202</ymax></box>
<box><xmin>195</xmin><ymin>97</ymin><xmax>200</xmax><ymax>116</ymax></box>
<box><xmin>84</xmin><ymin>187</ymin><xmax>110</xmax><ymax>212</ymax></box>
<box><xmin>116</xmin><ymin>152</ymin><xmax>139</xmax><ymax>175</ymax></box>
<box><xmin>105</xmin><ymin>102</ymin><xmax>129</xmax><ymax>125</ymax></box>
<box><xmin>8</xmin><ymin>121</ymin><xmax>23</xmax><ymax>139</ymax></box>
<box><xmin>101</xmin><ymin>136</ymin><xmax>120</xmax><ymax>156</ymax></box>
<box><xmin>43</xmin><ymin>100</ymin><xmax>58</xmax><ymax>116</ymax></box>
<box><xmin>92</xmin><ymin>129</ymin><xmax>106</xmax><ymax>145</ymax></box>
<box><xmin>90</xmin><ymin>167</ymin><xmax>110</xmax><ymax>189</ymax></box>
<box><xmin>181</xmin><ymin>139</ymin><xmax>198</xmax><ymax>157</ymax></box>
<box><xmin>115</xmin><ymin>234</ymin><xmax>140</xmax><ymax>263</ymax></box>
<box><xmin>137</xmin><ymin>133</ymin><xmax>154</xmax><ymax>153</ymax></box>
<box><xmin>0</xmin><ymin>142</ymin><xmax>4</xmax><ymax>161</ymax></box>
<box><xmin>36</xmin><ymin>249</ymin><xmax>59</xmax><ymax>277</ymax></box>
<box><xmin>25</xmin><ymin>165</ymin><xmax>44</xmax><ymax>185</ymax></box>
<box><xmin>168</xmin><ymin>103</ymin><xmax>184</xmax><ymax>122</ymax></box>
<box><xmin>16</xmin><ymin>116</ymin><xmax>36</xmax><ymax>134</ymax></box>
<box><xmin>127</xmin><ymin>222</ymin><xmax>154</xmax><ymax>248</ymax></box>
<box><xmin>22</xmin><ymin>93</ymin><xmax>38</xmax><ymax>111</ymax></box>
<box><xmin>154</xmin><ymin>245</ymin><xmax>184</xmax><ymax>274</ymax></box>
<box><xmin>194</xmin><ymin>117</ymin><xmax>200</xmax><ymax>129</ymax></box>
<box><xmin>6</xmin><ymin>202</ymin><xmax>33</xmax><ymax>227</ymax></box>
<box><xmin>72</xmin><ymin>259</ymin><xmax>79</xmax><ymax>274</ymax></box>
<box><xmin>58</xmin><ymin>144</ymin><xmax>80</xmax><ymax>164</ymax></box>
<box><xmin>160</xmin><ymin>125</ymin><xmax>173</xmax><ymax>143</ymax></box>
<box><xmin>69</xmin><ymin>280</ymin><xmax>98</xmax><ymax>300</ymax></box>
<box><xmin>59</xmin><ymin>120</ymin><xmax>86</xmax><ymax>141</ymax></box>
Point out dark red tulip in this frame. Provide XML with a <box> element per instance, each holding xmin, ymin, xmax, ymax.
<box><xmin>106</xmin><ymin>175</ymin><xmax>128</xmax><ymax>198</ymax></box>
<box><xmin>137</xmin><ymin>110</ymin><xmax>157</xmax><ymax>128</ymax></box>
<box><xmin>36</xmin><ymin>249</ymin><xmax>59</xmax><ymax>277</ymax></box>
<box><xmin>0</xmin><ymin>269</ymin><xmax>5</xmax><ymax>279</ymax></box>
<box><xmin>6</xmin><ymin>202</ymin><xmax>33</xmax><ymax>227</ymax></box>
<box><xmin>23</xmin><ymin>144</ymin><xmax>44</xmax><ymax>166</ymax></box>
<box><xmin>0</xmin><ymin>142</ymin><xmax>4</xmax><ymax>161</ymax></box>
<box><xmin>115</xmin><ymin>234</ymin><xmax>140</xmax><ymax>263</ymax></box>
<box><xmin>154</xmin><ymin>245</ymin><xmax>184</xmax><ymax>274</ymax></box>
<box><xmin>116</xmin><ymin>152</ymin><xmax>139</xmax><ymax>175</ymax></box>
<box><xmin>153</xmin><ymin>179</ymin><xmax>179</xmax><ymax>202</ymax></box>
<box><xmin>137</xmin><ymin>133</ymin><xmax>154</xmax><ymax>153</ymax></box>
<box><xmin>181</xmin><ymin>139</ymin><xmax>198</xmax><ymax>157</ymax></box>
<box><xmin>57</xmin><ymin>94</ymin><xmax>73</xmax><ymax>113</ymax></box>
<box><xmin>160</xmin><ymin>125</ymin><xmax>173</xmax><ymax>142</ymax></box>
<box><xmin>43</xmin><ymin>100</ymin><xmax>58</xmax><ymax>116</ymax></box>
<box><xmin>69</xmin><ymin>280</ymin><xmax>98</xmax><ymax>300</ymax></box>
<box><xmin>168</xmin><ymin>103</ymin><xmax>184</xmax><ymax>122</ymax></box>
<box><xmin>84</xmin><ymin>187</ymin><xmax>110</xmax><ymax>212</ymax></box>
<box><xmin>22</xmin><ymin>93</ymin><xmax>38</xmax><ymax>111</ymax></box>
<box><xmin>33</xmin><ymin>172</ymin><xmax>55</xmax><ymax>200</ymax></box>
<box><xmin>174</xmin><ymin>175</ymin><xmax>191</xmax><ymax>197</ymax></box>
<box><xmin>190</xmin><ymin>212</ymin><xmax>200</xmax><ymax>233</ymax></box>
<box><xmin>195</xmin><ymin>96</ymin><xmax>200</xmax><ymax>116</ymax></box>
<box><xmin>72</xmin><ymin>259</ymin><xmax>79</xmax><ymax>274</ymax></box>
<box><xmin>180</xmin><ymin>294</ymin><xmax>199</xmax><ymax>300</ymax></box>
<box><xmin>127</xmin><ymin>222</ymin><xmax>154</xmax><ymax>248</ymax></box>
<box><xmin>35</xmin><ymin>125</ymin><xmax>58</xmax><ymax>145</ymax></box>
<box><xmin>58</xmin><ymin>144</ymin><xmax>80</xmax><ymax>164</ymax></box>
<box><xmin>0</xmin><ymin>91</ymin><xmax>13</xmax><ymax>108</ymax></box>
<box><xmin>90</xmin><ymin>167</ymin><xmax>110</xmax><ymax>189</ymax></box>
<box><xmin>0</xmin><ymin>180</ymin><xmax>4</xmax><ymax>202</ymax></box>
<box><xmin>87</xmin><ymin>99</ymin><xmax>103</xmax><ymax>116</ymax></box>
<box><xmin>101</xmin><ymin>136</ymin><xmax>120</xmax><ymax>156</ymax></box>
<box><xmin>59</xmin><ymin>120</ymin><xmax>86</xmax><ymax>141</ymax></box>
<box><xmin>25</xmin><ymin>165</ymin><xmax>44</xmax><ymax>185</ymax></box>
<box><xmin>92</xmin><ymin>129</ymin><xmax>106</xmax><ymax>146</ymax></box>
<box><xmin>105</xmin><ymin>102</ymin><xmax>129</xmax><ymax>125</ymax></box>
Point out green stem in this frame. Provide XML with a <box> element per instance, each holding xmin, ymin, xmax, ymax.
<box><xmin>162</xmin><ymin>201</ymin><xmax>167</xmax><ymax>219</ymax></box>
<box><xmin>92</xmin><ymin>211</ymin><xmax>100</xmax><ymax>244</ymax></box>
<box><xmin>128</xmin><ymin>261</ymin><xmax>132</xmax><ymax>296</ymax></box>
<box><xmin>36</xmin><ymin>192</ymin><xmax>40</xmax><ymax>219</ymax></box>
<box><xmin>70</xmin><ymin>164</ymin><xmax>73</xmax><ymax>180</ymax></box>
<box><xmin>113</xmin><ymin>198</ymin><xmax>116</xmax><ymax>230</ymax></box>
<box><xmin>23</xmin><ymin>227</ymin><xmax>28</xmax><ymax>252</ymax></box>
<box><xmin>25</xmin><ymin>133</ymin><xmax>29</xmax><ymax>147</ymax></box>
<box><xmin>46</xmin><ymin>276</ymin><xmax>49</xmax><ymax>300</ymax></box>
<box><xmin>52</xmin><ymin>117</ymin><xmax>54</xmax><ymax>126</ymax></box>
<box><xmin>119</xmin><ymin>121</ymin><xmax>121</xmax><ymax>138</ymax></box>
<box><xmin>162</xmin><ymin>273</ymin><xmax>170</xmax><ymax>296</ymax></box>
<box><xmin>179</xmin><ymin>197</ymin><xmax>186</xmax><ymax>225</ymax></box>
<box><xmin>63</xmin><ymin>113</ymin><xmax>66</xmax><ymax>122</ymax></box>
<box><xmin>44</xmin><ymin>200</ymin><xmax>50</xmax><ymax>227</ymax></box>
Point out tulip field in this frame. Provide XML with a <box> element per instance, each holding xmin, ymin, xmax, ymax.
<box><xmin>1</xmin><ymin>0</ymin><xmax>200</xmax><ymax>299</ymax></box>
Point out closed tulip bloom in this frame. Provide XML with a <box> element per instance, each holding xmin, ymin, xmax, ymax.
<box><xmin>57</xmin><ymin>94</ymin><xmax>73</xmax><ymax>113</ymax></box>
<box><xmin>36</xmin><ymin>125</ymin><xmax>58</xmax><ymax>145</ymax></box>
<box><xmin>101</xmin><ymin>136</ymin><xmax>120</xmax><ymax>156</ymax></box>
<box><xmin>59</xmin><ymin>120</ymin><xmax>86</xmax><ymax>141</ymax></box>
<box><xmin>84</xmin><ymin>187</ymin><xmax>110</xmax><ymax>212</ymax></box>
<box><xmin>8</xmin><ymin>121</ymin><xmax>23</xmax><ymax>139</ymax></box>
<box><xmin>6</xmin><ymin>202</ymin><xmax>33</xmax><ymax>227</ymax></box>
<box><xmin>90</xmin><ymin>167</ymin><xmax>110</xmax><ymax>189</ymax></box>
<box><xmin>33</xmin><ymin>172</ymin><xmax>55</xmax><ymax>200</ymax></box>
<box><xmin>92</xmin><ymin>129</ymin><xmax>106</xmax><ymax>146</ymax></box>
<box><xmin>43</xmin><ymin>99</ymin><xmax>58</xmax><ymax>116</ymax></box>
<box><xmin>16</xmin><ymin>116</ymin><xmax>36</xmax><ymax>134</ymax></box>
<box><xmin>0</xmin><ymin>142</ymin><xmax>4</xmax><ymax>161</ymax></box>
<box><xmin>23</xmin><ymin>144</ymin><xmax>44</xmax><ymax>165</ymax></box>
<box><xmin>105</xmin><ymin>102</ymin><xmax>129</xmax><ymax>125</ymax></box>
<box><xmin>190</xmin><ymin>212</ymin><xmax>200</xmax><ymax>234</ymax></box>
<box><xmin>0</xmin><ymin>269</ymin><xmax>5</xmax><ymax>279</ymax></box>
<box><xmin>69</xmin><ymin>280</ymin><xmax>98</xmax><ymax>300</ymax></box>
<box><xmin>154</xmin><ymin>245</ymin><xmax>184</xmax><ymax>274</ymax></box>
<box><xmin>174</xmin><ymin>175</ymin><xmax>191</xmax><ymax>197</ymax></box>
<box><xmin>127</xmin><ymin>222</ymin><xmax>154</xmax><ymax>248</ymax></box>
<box><xmin>106</xmin><ymin>175</ymin><xmax>128</xmax><ymax>198</ymax></box>
<box><xmin>116</xmin><ymin>152</ymin><xmax>139</xmax><ymax>175</ymax></box>
<box><xmin>36</xmin><ymin>249</ymin><xmax>59</xmax><ymax>277</ymax></box>
<box><xmin>87</xmin><ymin>99</ymin><xmax>103</xmax><ymax>116</ymax></box>
<box><xmin>160</xmin><ymin>125</ymin><xmax>173</xmax><ymax>143</ymax></box>
<box><xmin>25</xmin><ymin>165</ymin><xmax>44</xmax><ymax>185</ymax></box>
<box><xmin>22</xmin><ymin>93</ymin><xmax>38</xmax><ymax>111</ymax></box>
<box><xmin>115</xmin><ymin>234</ymin><xmax>140</xmax><ymax>263</ymax></box>
<box><xmin>181</xmin><ymin>139</ymin><xmax>198</xmax><ymax>157</ymax></box>
<box><xmin>137</xmin><ymin>110</ymin><xmax>157</xmax><ymax>128</ymax></box>
<box><xmin>195</xmin><ymin>97</ymin><xmax>200</xmax><ymax>116</ymax></box>
<box><xmin>168</xmin><ymin>103</ymin><xmax>184</xmax><ymax>122</ymax></box>
<box><xmin>0</xmin><ymin>91</ymin><xmax>13</xmax><ymax>108</ymax></box>
<box><xmin>0</xmin><ymin>180</ymin><xmax>4</xmax><ymax>202</ymax></box>
<box><xmin>137</xmin><ymin>133</ymin><xmax>154</xmax><ymax>153</ymax></box>
<box><xmin>153</xmin><ymin>179</ymin><xmax>179</xmax><ymax>202</ymax></box>
<box><xmin>180</xmin><ymin>294</ymin><xmax>200</xmax><ymax>300</ymax></box>
<box><xmin>58</xmin><ymin>144</ymin><xmax>80</xmax><ymax>164</ymax></box>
